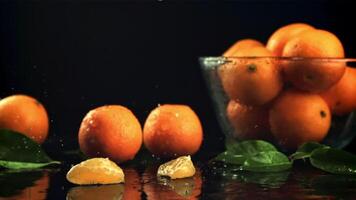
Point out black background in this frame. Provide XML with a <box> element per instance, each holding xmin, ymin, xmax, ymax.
<box><xmin>1</xmin><ymin>0</ymin><xmax>356</xmax><ymax>157</ymax></box>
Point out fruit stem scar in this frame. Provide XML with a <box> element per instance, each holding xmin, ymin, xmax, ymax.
<box><xmin>246</xmin><ymin>64</ymin><xmax>257</xmax><ymax>73</ymax></box>
<box><xmin>320</xmin><ymin>110</ymin><xmax>327</xmax><ymax>118</ymax></box>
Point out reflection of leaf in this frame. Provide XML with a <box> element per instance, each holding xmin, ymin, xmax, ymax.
<box><xmin>310</xmin><ymin>148</ymin><xmax>356</xmax><ymax>175</ymax></box>
<box><xmin>0</xmin><ymin>129</ymin><xmax>60</xmax><ymax>169</ymax></box>
<box><xmin>157</xmin><ymin>177</ymin><xmax>196</xmax><ymax>197</ymax></box>
<box><xmin>67</xmin><ymin>184</ymin><xmax>124</xmax><ymax>200</ymax></box>
<box><xmin>234</xmin><ymin>171</ymin><xmax>290</xmax><ymax>188</ymax></box>
<box><xmin>311</xmin><ymin>174</ymin><xmax>356</xmax><ymax>199</ymax></box>
<box><xmin>0</xmin><ymin>170</ymin><xmax>43</xmax><ymax>197</ymax></box>
<box><xmin>209</xmin><ymin>162</ymin><xmax>289</xmax><ymax>189</ymax></box>
<box><xmin>290</xmin><ymin>142</ymin><xmax>328</xmax><ymax>161</ymax></box>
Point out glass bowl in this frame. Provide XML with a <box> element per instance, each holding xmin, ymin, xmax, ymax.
<box><xmin>200</xmin><ymin>57</ymin><xmax>356</xmax><ymax>151</ymax></box>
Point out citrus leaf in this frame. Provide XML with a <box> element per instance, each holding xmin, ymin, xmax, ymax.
<box><xmin>310</xmin><ymin>147</ymin><xmax>356</xmax><ymax>175</ymax></box>
<box><xmin>0</xmin><ymin>129</ymin><xmax>60</xmax><ymax>169</ymax></box>
<box><xmin>0</xmin><ymin>160</ymin><xmax>60</xmax><ymax>170</ymax></box>
<box><xmin>241</xmin><ymin>151</ymin><xmax>292</xmax><ymax>172</ymax></box>
<box><xmin>213</xmin><ymin>151</ymin><xmax>245</xmax><ymax>165</ymax></box>
<box><xmin>214</xmin><ymin>140</ymin><xmax>280</xmax><ymax>166</ymax></box>
<box><xmin>227</xmin><ymin>140</ymin><xmax>278</xmax><ymax>156</ymax></box>
<box><xmin>290</xmin><ymin>142</ymin><xmax>329</xmax><ymax>161</ymax></box>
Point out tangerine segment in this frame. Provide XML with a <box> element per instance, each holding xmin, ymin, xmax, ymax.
<box><xmin>321</xmin><ymin>67</ymin><xmax>356</xmax><ymax>116</ymax></box>
<box><xmin>269</xmin><ymin>90</ymin><xmax>331</xmax><ymax>150</ymax></box>
<box><xmin>143</xmin><ymin>104</ymin><xmax>203</xmax><ymax>158</ymax></box>
<box><xmin>79</xmin><ymin>105</ymin><xmax>142</xmax><ymax>163</ymax></box>
<box><xmin>157</xmin><ymin>156</ymin><xmax>196</xmax><ymax>179</ymax></box>
<box><xmin>219</xmin><ymin>47</ymin><xmax>283</xmax><ymax>105</ymax></box>
<box><xmin>226</xmin><ymin>100</ymin><xmax>272</xmax><ymax>141</ymax></box>
<box><xmin>66</xmin><ymin>158</ymin><xmax>125</xmax><ymax>185</ymax></box>
<box><xmin>0</xmin><ymin>94</ymin><xmax>49</xmax><ymax>144</ymax></box>
<box><xmin>223</xmin><ymin>39</ymin><xmax>263</xmax><ymax>57</ymax></box>
<box><xmin>266</xmin><ymin>23</ymin><xmax>314</xmax><ymax>56</ymax></box>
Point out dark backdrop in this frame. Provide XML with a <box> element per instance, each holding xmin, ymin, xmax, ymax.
<box><xmin>1</xmin><ymin>0</ymin><xmax>356</xmax><ymax>157</ymax></box>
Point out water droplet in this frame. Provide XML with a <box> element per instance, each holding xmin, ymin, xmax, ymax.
<box><xmin>175</xmin><ymin>113</ymin><xmax>179</xmax><ymax>117</ymax></box>
<box><xmin>157</xmin><ymin>103</ymin><xmax>161</xmax><ymax>107</ymax></box>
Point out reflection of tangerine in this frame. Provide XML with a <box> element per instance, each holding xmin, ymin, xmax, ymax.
<box><xmin>6</xmin><ymin>172</ymin><xmax>49</xmax><ymax>200</ymax></box>
<box><xmin>0</xmin><ymin>95</ymin><xmax>49</xmax><ymax>144</ymax></box>
<box><xmin>223</xmin><ymin>39</ymin><xmax>263</xmax><ymax>57</ymax></box>
<box><xmin>266</xmin><ymin>23</ymin><xmax>314</xmax><ymax>56</ymax></box>
<box><xmin>269</xmin><ymin>89</ymin><xmax>331</xmax><ymax>149</ymax></box>
<box><xmin>219</xmin><ymin>47</ymin><xmax>283</xmax><ymax>105</ymax></box>
<box><xmin>143</xmin><ymin>104</ymin><xmax>203</xmax><ymax>158</ymax></box>
<box><xmin>282</xmin><ymin>29</ymin><xmax>345</xmax><ymax>92</ymax></box>
<box><xmin>143</xmin><ymin>166</ymin><xmax>202</xmax><ymax>200</ymax></box>
<box><xmin>122</xmin><ymin>168</ymin><xmax>141</xmax><ymax>200</ymax></box>
<box><xmin>78</xmin><ymin>105</ymin><xmax>142</xmax><ymax>163</ymax></box>
<box><xmin>226</xmin><ymin>100</ymin><xmax>272</xmax><ymax>141</ymax></box>
<box><xmin>66</xmin><ymin>184</ymin><xmax>125</xmax><ymax>200</ymax></box>
<box><xmin>321</xmin><ymin>67</ymin><xmax>356</xmax><ymax>116</ymax></box>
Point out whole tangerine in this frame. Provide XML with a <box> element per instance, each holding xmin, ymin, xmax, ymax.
<box><xmin>223</xmin><ymin>39</ymin><xmax>263</xmax><ymax>57</ymax></box>
<box><xmin>78</xmin><ymin>105</ymin><xmax>142</xmax><ymax>163</ymax></box>
<box><xmin>282</xmin><ymin>29</ymin><xmax>345</xmax><ymax>92</ymax></box>
<box><xmin>226</xmin><ymin>100</ymin><xmax>273</xmax><ymax>141</ymax></box>
<box><xmin>0</xmin><ymin>94</ymin><xmax>49</xmax><ymax>144</ymax></box>
<box><xmin>269</xmin><ymin>89</ymin><xmax>331</xmax><ymax>149</ymax></box>
<box><xmin>143</xmin><ymin>104</ymin><xmax>203</xmax><ymax>158</ymax></box>
<box><xmin>321</xmin><ymin>67</ymin><xmax>356</xmax><ymax>116</ymax></box>
<box><xmin>219</xmin><ymin>46</ymin><xmax>283</xmax><ymax>105</ymax></box>
<box><xmin>266</xmin><ymin>23</ymin><xmax>314</xmax><ymax>56</ymax></box>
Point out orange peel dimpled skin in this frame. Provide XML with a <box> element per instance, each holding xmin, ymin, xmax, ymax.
<box><xmin>0</xmin><ymin>94</ymin><xmax>49</xmax><ymax>144</ymax></box>
<box><xmin>143</xmin><ymin>104</ymin><xmax>203</xmax><ymax>158</ymax></box>
<box><xmin>78</xmin><ymin>105</ymin><xmax>143</xmax><ymax>163</ymax></box>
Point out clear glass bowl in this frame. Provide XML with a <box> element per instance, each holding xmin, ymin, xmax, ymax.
<box><xmin>200</xmin><ymin>57</ymin><xmax>356</xmax><ymax>151</ymax></box>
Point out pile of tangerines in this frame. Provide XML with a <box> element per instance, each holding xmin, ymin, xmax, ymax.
<box><xmin>0</xmin><ymin>94</ymin><xmax>203</xmax><ymax>163</ymax></box>
<box><xmin>221</xmin><ymin>23</ymin><xmax>356</xmax><ymax>149</ymax></box>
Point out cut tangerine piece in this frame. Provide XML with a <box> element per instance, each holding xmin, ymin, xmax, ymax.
<box><xmin>66</xmin><ymin>158</ymin><xmax>125</xmax><ymax>185</ymax></box>
<box><xmin>157</xmin><ymin>156</ymin><xmax>196</xmax><ymax>179</ymax></box>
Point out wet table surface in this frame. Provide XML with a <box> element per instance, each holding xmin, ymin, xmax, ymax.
<box><xmin>1</xmin><ymin>159</ymin><xmax>356</xmax><ymax>200</ymax></box>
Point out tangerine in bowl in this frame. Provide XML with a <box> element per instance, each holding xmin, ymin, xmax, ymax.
<box><xmin>199</xmin><ymin>56</ymin><xmax>356</xmax><ymax>151</ymax></box>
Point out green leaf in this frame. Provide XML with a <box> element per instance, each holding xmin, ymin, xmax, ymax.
<box><xmin>310</xmin><ymin>148</ymin><xmax>356</xmax><ymax>175</ymax></box>
<box><xmin>213</xmin><ymin>151</ymin><xmax>245</xmax><ymax>165</ymax></box>
<box><xmin>241</xmin><ymin>151</ymin><xmax>292</xmax><ymax>172</ymax></box>
<box><xmin>227</xmin><ymin>140</ymin><xmax>278</xmax><ymax>155</ymax></box>
<box><xmin>290</xmin><ymin>142</ymin><xmax>329</xmax><ymax>161</ymax></box>
<box><xmin>0</xmin><ymin>160</ymin><xmax>60</xmax><ymax>170</ymax></box>
<box><xmin>213</xmin><ymin>140</ymin><xmax>280</xmax><ymax>166</ymax></box>
<box><xmin>0</xmin><ymin>129</ymin><xmax>60</xmax><ymax>169</ymax></box>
